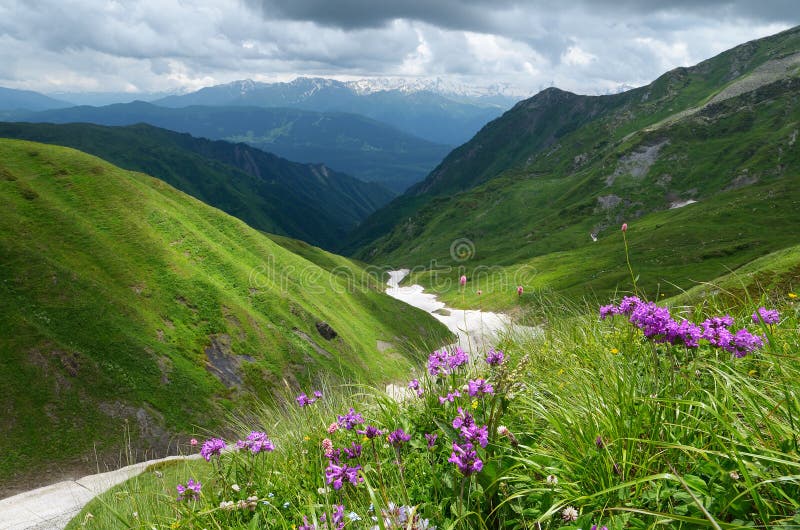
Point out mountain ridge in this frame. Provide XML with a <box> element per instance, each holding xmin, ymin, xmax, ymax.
<box><xmin>0</xmin><ymin>87</ymin><xmax>72</xmax><ymax>112</ymax></box>
<box><xmin>6</xmin><ymin>101</ymin><xmax>451</xmax><ymax>192</ymax></box>
<box><xmin>347</xmin><ymin>25</ymin><xmax>800</xmax><ymax>303</ymax></box>
<box><xmin>0</xmin><ymin>121</ymin><xmax>392</xmax><ymax>250</ymax></box>
<box><xmin>153</xmin><ymin>77</ymin><xmax>512</xmax><ymax>145</ymax></box>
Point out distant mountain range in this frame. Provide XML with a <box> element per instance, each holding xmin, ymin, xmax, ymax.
<box><xmin>0</xmin><ymin>121</ymin><xmax>391</xmax><ymax>250</ymax></box>
<box><xmin>153</xmin><ymin>77</ymin><xmax>514</xmax><ymax>145</ymax></box>
<box><xmin>0</xmin><ymin>87</ymin><xmax>71</xmax><ymax>112</ymax></box>
<box><xmin>0</xmin><ymin>77</ymin><xmax>517</xmax><ymax>147</ymax></box>
<box><xmin>349</xmin><ymin>25</ymin><xmax>800</xmax><ymax>300</ymax></box>
<box><xmin>50</xmin><ymin>90</ymin><xmax>177</xmax><ymax>107</ymax></box>
<box><xmin>6</xmin><ymin>102</ymin><xmax>451</xmax><ymax>192</ymax></box>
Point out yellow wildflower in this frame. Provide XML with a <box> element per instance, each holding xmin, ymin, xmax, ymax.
<box><xmin>610</xmin><ymin>348</ymin><xmax>619</xmax><ymax>355</ymax></box>
<box><xmin>471</xmin><ymin>399</ymin><xmax>479</xmax><ymax>409</ymax></box>
<box><xmin>789</xmin><ymin>293</ymin><xmax>797</xmax><ymax>299</ymax></box>
<box><xmin>303</xmin><ymin>435</ymin><xmax>310</xmax><ymax>441</ymax></box>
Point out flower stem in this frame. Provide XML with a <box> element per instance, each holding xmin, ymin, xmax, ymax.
<box><xmin>371</xmin><ymin>439</ymin><xmax>388</xmax><ymax>503</ymax></box>
<box><xmin>395</xmin><ymin>448</ymin><xmax>410</xmax><ymax>506</ymax></box>
<box><xmin>623</xmin><ymin>231</ymin><xmax>639</xmax><ymax>295</ymax></box>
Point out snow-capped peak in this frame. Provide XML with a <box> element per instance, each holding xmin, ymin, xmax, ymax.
<box><xmin>344</xmin><ymin>77</ymin><xmax>526</xmax><ymax>98</ymax></box>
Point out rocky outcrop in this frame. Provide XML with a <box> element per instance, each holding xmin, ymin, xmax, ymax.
<box><xmin>315</xmin><ymin>321</ymin><xmax>338</xmax><ymax>340</ymax></box>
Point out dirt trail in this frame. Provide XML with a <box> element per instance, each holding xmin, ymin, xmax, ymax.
<box><xmin>0</xmin><ymin>455</ymin><xmax>199</xmax><ymax>530</ymax></box>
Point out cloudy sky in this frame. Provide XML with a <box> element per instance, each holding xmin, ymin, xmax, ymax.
<box><xmin>0</xmin><ymin>0</ymin><xmax>798</xmax><ymax>97</ymax></box>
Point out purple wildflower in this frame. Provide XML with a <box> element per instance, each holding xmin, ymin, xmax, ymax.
<box><xmin>337</xmin><ymin>408</ymin><xmax>365</xmax><ymax>430</ymax></box>
<box><xmin>596</xmin><ymin>436</ymin><xmax>605</xmax><ymax>449</ymax></box>
<box><xmin>176</xmin><ymin>478</ymin><xmax>202</xmax><ymax>501</ymax></box>
<box><xmin>702</xmin><ymin>316</ymin><xmax>735</xmax><ymax>349</ymax></box>
<box><xmin>618</xmin><ymin>295</ymin><xmax>642</xmax><ymax>315</ymax></box>
<box><xmin>427</xmin><ymin>349</ymin><xmax>449</xmax><ymax>377</ymax></box>
<box><xmin>343</xmin><ymin>442</ymin><xmax>362</xmax><ymax>460</ymax></box>
<box><xmin>380</xmin><ymin>503</ymin><xmax>434</xmax><ymax>528</ymax></box>
<box><xmin>452</xmin><ymin>407</ymin><xmax>475</xmax><ymax>431</ymax></box>
<box><xmin>407</xmin><ymin>379</ymin><xmax>424</xmax><ymax>397</ymax></box>
<box><xmin>599</xmin><ymin>304</ymin><xmax>619</xmax><ymax>319</ymax></box>
<box><xmin>485</xmin><ymin>348</ymin><xmax>504</xmax><ymax>366</ymax></box>
<box><xmin>235</xmin><ymin>431</ymin><xmax>274</xmax><ymax>454</ymax></box>
<box><xmin>313</xmin><ymin>390</ymin><xmax>323</xmax><ymax>399</ymax></box>
<box><xmin>357</xmin><ymin>425</ymin><xmax>384</xmax><ymax>439</ymax></box>
<box><xmin>448</xmin><ymin>347</ymin><xmax>469</xmax><ymax>369</ymax></box>
<box><xmin>704</xmin><ymin>315</ymin><xmax>735</xmax><ymax>329</ymax></box>
<box><xmin>727</xmin><ymin>329</ymin><xmax>765</xmax><ymax>358</ymax></box>
<box><xmin>296</xmin><ymin>393</ymin><xmax>314</xmax><ymax>407</ymax></box>
<box><xmin>438</xmin><ymin>389</ymin><xmax>461</xmax><ymax>404</ymax></box>
<box><xmin>665</xmin><ymin>319</ymin><xmax>703</xmax><ymax>348</ymax></box>
<box><xmin>327</xmin><ymin>448</ymin><xmax>343</xmax><ymax>464</ymax></box>
<box><xmin>463</xmin><ymin>424</ymin><xmax>489</xmax><ymax>448</ymax></box>
<box><xmin>453</xmin><ymin>407</ymin><xmax>488</xmax><ymax>447</ymax></box>
<box><xmin>752</xmin><ymin>307</ymin><xmax>780</xmax><ymax>325</ymax></box>
<box><xmin>331</xmin><ymin>504</ymin><xmax>345</xmax><ymax>530</ymax></box>
<box><xmin>325</xmin><ymin>462</ymin><xmax>363</xmax><ymax>490</ymax></box>
<box><xmin>448</xmin><ymin>442</ymin><xmax>483</xmax><ymax>475</ymax></box>
<box><xmin>629</xmin><ymin>301</ymin><xmax>672</xmax><ymax>338</ymax></box>
<box><xmin>425</xmin><ymin>433</ymin><xmax>438</xmax><ymax>449</ymax></box>
<box><xmin>298</xmin><ymin>517</ymin><xmax>314</xmax><ymax>530</ymax></box>
<box><xmin>388</xmin><ymin>429</ymin><xmax>411</xmax><ymax>448</ymax></box>
<box><xmin>200</xmin><ymin>438</ymin><xmax>226</xmax><ymax>461</ymax></box>
<box><xmin>467</xmin><ymin>378</ymin><xmax>494</xmax><ymax>396</ymax></box>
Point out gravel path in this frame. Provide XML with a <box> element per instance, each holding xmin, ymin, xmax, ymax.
<box><xmin>0</xmin><ymin>455</ymin><xmax>199</xmax><ymax>530</ymax></box>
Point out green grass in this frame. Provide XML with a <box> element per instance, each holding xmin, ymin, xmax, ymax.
<box><xmin>0</xmin><ymin>138</ymin><xmax>449</xmax><ymax>493</ymax></box>
<box><xmin>67</xmin><ymin>283</ymin><xmax>800</xmax><ymax>529</ymax></box>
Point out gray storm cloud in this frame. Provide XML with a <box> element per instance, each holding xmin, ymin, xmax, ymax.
<box><xmin>0</xmin><ymin>0</ymin><xmax>796</xmax><ymax>95</ymax></box>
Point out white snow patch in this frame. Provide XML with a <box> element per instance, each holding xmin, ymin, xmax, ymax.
<box><xmin>386</xmin><ymin>270</ymin><xmax>536</xmax><ymax>356</ymax></box>
<box><xmin>670</xmin><ymin>199</ymin><xmax>698</xmax><ymax>209</ymax></box>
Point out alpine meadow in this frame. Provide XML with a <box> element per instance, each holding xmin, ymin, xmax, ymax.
<box><xmin>0</xmin><ymin>5</ymin><xmax>799</xmax><ymax>530</ymax></box>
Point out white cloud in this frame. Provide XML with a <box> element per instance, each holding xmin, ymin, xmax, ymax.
<box><xmin>561</xmin><ymin>46</ymin><xmax>597</xmax><ymax>67</ymax></box>
<box><xmin>0</xmin><ymin>0</ymin><xmax>796</xmax><ymax>96</ymax></box>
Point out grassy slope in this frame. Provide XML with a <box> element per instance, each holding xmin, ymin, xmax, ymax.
<box><xmin>351</xmin><ymin>27</ymin><xmax>800</xmax><ymax>308</ymax></box>
<box><xmin>68</xmin><ymin>286</ymin><xmax>800</xmax><ymax>529</ymax></box>
<box><xmin>0</xmin><ymin>121</ymin><xmax>393</xmax><ymax>251</ymax></box>
<box><xmin>674</xmin><ymin>243</ymin><xmax>800</xmax><ymax>305</ymax></box>
<box><xmin>406</xmin><ymin>170</ymin><xmax>800</xmax><ymax>315</ymax></box>
<box><xmin>0</xmin><ymin>138</ymin><xmax>448</xmax><ymax>492</ymax></box>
